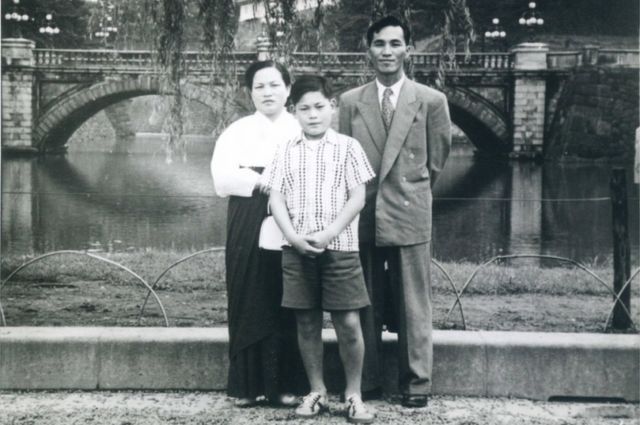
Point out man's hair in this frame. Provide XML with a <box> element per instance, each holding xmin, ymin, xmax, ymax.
<box><xmin>366</xmin><ymin>15</ymin><xmax>411</xmax><ymax>46</ymax></box>
<box><xmin>244</xmin><ymin>60</ymin><xmax>291</xmax><ymax>89</ymax></box>
<box><xmin>290</xmin><ymin>75</ymin><xmax>333</xmax><ymax>105</ymax></box>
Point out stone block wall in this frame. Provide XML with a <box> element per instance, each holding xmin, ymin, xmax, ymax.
<box><xmin>2</xmin><ymin>70</ymin><xmax>35</xmax><ymax>151</ymax></box>
<box><xmin>512</xmin><ymin>77</ymin><xmax>546</xmax><ymax>154</ymax></box>
<box><xmin>545</xmin><ymin>67</ymin><xmax>639</xmax><ymax>160</ymax></box>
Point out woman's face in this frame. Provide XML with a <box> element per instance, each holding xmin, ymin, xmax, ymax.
<box><xmin>250</xmin><ymin>67</ymin><xmax>290</xmax><ymax>119</ymax></box>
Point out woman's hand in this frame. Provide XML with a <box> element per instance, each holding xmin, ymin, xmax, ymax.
<box><xmin>254</xmin><ymin>180</ymin><xmax>270</xmax><ymax>195</ymax></box>
<box><xmin>290</xmin><ymin>235</ymin><xmax>325</xmax><ymax>257</ymax></box>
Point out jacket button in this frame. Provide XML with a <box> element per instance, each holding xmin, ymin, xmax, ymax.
<box><xmin>403</xmin><ymin>200</ymin><xmax>410</xmax><ymax>206</ymax></box>
<box><xmin>409</xmin><ymin>153</ymin><xmax>415</xmax><ymax>159</ymax></box>
<box><xmin>402</xmin><ymin>176</ymin><xmax>407</xmax><ymax>182</ymax></box>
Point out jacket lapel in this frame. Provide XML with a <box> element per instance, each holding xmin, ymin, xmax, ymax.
<box><xmin>355</xmin><ymin>83</ymin><xmax>386</xmax><ymax>156</ymax></box>
<box><xmin>379</xmin><ymin>80</ymin><xmax>421</xmax><ymax>182</ymax></box>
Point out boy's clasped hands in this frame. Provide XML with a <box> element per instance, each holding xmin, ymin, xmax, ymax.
<box><xmin>291</xmin><ymin>230</ymin><xmax>334</xmax><ymax>257</ymax></box>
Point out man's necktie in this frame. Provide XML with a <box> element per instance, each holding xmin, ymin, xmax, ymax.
<box><xmin>381</xmin><ymin>87</ymin><xmax>394</xmax><ymax>132</ymax></box>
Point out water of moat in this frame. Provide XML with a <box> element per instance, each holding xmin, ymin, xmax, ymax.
<box><xmin>2</xmin><ymin>136</ymin><xmax>638</xmax><ymax>264</ymax></box>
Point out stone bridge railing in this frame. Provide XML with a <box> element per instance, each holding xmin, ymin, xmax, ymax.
<box><xmin>547</xmin><ymin>48</ymin><xmax>639</xmax><ymax>68</ymax></box>
<box><xmin>31</xmin><ymin>48</ymin><xmax>640</xmax><ymax>73</ymax></box>
<box><xmin>32</xmin><ymin>49</ymin><xmax>515</xmax><ymax>73</ymax></box>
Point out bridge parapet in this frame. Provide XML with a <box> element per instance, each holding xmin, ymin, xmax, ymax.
<box><xmin>28</xmin><ymin>48</ymin><xmax>638</xmax><ymax>74</ymax></box>
<box><xmin>547</xmin><ymin>48</ymin><xmax>639</xmax><ymax>69</ymax></box>
<box><xmin>30</xmin><ymin>49</ymin><xmax>515</xmax><ymax>74</ymax></box>
<box><xmin>33</xmin><ymin>49</ymin><xmax>258</xmax><ymax>73</ymax></box>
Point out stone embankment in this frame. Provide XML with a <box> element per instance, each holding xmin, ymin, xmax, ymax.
<box><xmin>546</xmin><ymin>67</ymin><xmax>639</xmax><ymax>161</ymax></box>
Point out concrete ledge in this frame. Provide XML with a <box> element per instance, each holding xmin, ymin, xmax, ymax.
<box><xmin>1</xmin><ymin>328</ymin><xmax>638</xmax><ymax>401</ymax></box>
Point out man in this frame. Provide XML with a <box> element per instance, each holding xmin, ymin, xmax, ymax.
<box><xmin>338</xmin><ymin>15</ymin><xmax>451</xmax><ymax>408</ymax></box>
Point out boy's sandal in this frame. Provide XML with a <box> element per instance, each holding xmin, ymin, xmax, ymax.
<box><xmin>346</xmin><ymin>394</ymin><xmax>375</xmax><ymax>424</ymax></box>
<box><xmin>295</xmin><ymin>392</ymin><xmax>328</xmax><ymax>418</ymax></box>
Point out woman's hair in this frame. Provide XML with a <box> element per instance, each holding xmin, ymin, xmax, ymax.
<box><xmin>289</xmin><ymin>75</ymin><xmax>333</xmax><ymax>105</ymax></box>
<box><xmin>244</xmin><ymin>60</ymin><xmax>291</xmax><ymax>89</ymax></box>
<box><xmin>366</xmin><ymin>15</ymin><xmax>411</xmax><ymax>46</ymax></box>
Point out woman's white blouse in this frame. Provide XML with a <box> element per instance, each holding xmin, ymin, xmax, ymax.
<box><xmin>211</xmin><ymin>111</ymin><xmax>300</xmax><ymax>197</ymax></box>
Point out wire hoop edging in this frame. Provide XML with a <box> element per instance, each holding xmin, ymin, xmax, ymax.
<box><xmin>604</xmin><ymin>267</ymin><xmax>640</xmax><ymax>331</ymax></box>
<box><xmin>0</xmin><ymin>250</ymin><xmax>169</xmax><ymax>327</ymax></box>
<box><xmin>431</xmin><ymin>258</ymin><xmax>466</xmax><ymax>329</ymax></box>
<box><xmin>136</xmin><ymin>249</ymin><xmax>465</xmax><ymax>327</ymax></box>
<box><xmin>137</xmin><ymin>247</ymin><xmax>225</xmax><ymax>325</ymax></box>
<box><xmin>0</xmin><ymin>293</ymin><xmax>5</xmax><ymax>326</ymax></box>
<box><xmin>443</xmin><ymin>254</ymin><xmax>633</xmax><ymax>331</ymax></box>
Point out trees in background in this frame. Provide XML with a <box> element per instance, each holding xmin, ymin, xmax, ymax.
<box><xmin>1</xmin><ymin>0</ymin><xmax>90</xmax><ymax>47</ymax></box>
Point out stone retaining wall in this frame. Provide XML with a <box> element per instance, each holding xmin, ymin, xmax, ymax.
<box><xmin>546</xmin><ymin>67</ymin><xmax>639</xmax><ymax>160</ymax></box>
<box><xmin>1</xmin><ymin>327</ymin><xmax>638</xmax><ymax>402</ymax></box>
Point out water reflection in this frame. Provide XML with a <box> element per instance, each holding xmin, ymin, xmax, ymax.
<box><xmin>432</xmin><ymin>155</ymin><xmax>639</xmax><ymax>263</ymax></box>
<box><xmin>2</xmin><ymin>146</ymin><xmax>638</xmax><ymax>264</ymax></box>
<box><xmin>2</xmin><ymin>152</ymin><xmax>227</xmax><ymax>254</ymax></box>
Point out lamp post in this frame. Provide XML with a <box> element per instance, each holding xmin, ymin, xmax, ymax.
<box><xmin>262</xmin><ymin>0</ymin><xmax>286</xmax><ymax>60</ymax></box>
<box><xmin>3</xmin><ymin>0</ymin><xmax>29</xmax><ymax>38</ymax></box>
<box><xmin>39</xmin><ymin>13</ymin><xmax>60</xmax><ymax>47</ymax></box>
<box><xmin>93</xmin><ymin>1</ymin><xmax>118</xmax><ymax>48</ymax></box>
<box><xmin>518</xmin><ymin>1</ymin><xmax>544</xmax><ymax>42</ymax></box>
<box><xmin>94</xmin><ymin>23</ymin><xmax>118</xmax><ymax>48</ymax></box>
<box><xmin>483</xmin><ymin>18</ymin><xmax>507</xmax><ymax>51</ymax></box>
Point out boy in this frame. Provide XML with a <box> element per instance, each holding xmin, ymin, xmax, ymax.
<box><xmin>262</xmin><ymin>75</ymin><xmax>376</xmax><ymax>424</ymax></box>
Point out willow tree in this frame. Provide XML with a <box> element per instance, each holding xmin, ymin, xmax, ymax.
<box><xmin>148</xmin><ymin>0</ymin><xmax>474</xmax><ymax>159</ymax></box>
<box><xmin>198</xmin><ymin>0</ymin><xmax>239</xmax><ymax>143</ymax></box>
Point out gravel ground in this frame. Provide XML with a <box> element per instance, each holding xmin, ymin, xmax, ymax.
<box><xmin>0</xmin><ymin>391</ymin><xmax>637</xmax><ymax>425</ymax></box>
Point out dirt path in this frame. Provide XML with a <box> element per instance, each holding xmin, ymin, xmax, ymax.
<box><xmin>0</xmin><ymin>391</ymin><xmax>637</xmax><ymax>425</ymax></box>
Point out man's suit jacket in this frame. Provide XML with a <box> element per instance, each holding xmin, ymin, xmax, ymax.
<box><xmin>338</xmin><ymin>78</ymin><xmax>452</xmax><ymax>246</ymax></box>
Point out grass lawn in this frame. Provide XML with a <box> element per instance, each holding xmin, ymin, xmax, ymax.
<box><xmin>1</xmin><ymin>249</ymin><xmax>638</xmax><ymax>333</ymax></box>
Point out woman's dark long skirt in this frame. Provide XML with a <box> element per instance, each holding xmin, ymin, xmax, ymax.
<box><xmin>225</xmin><ymin>191</ymin><xmax>306</xmax><ymax>400</ymax></box>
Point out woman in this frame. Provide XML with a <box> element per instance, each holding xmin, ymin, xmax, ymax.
<box><xmin>211</xmin><ymin>61</ymin><xmax>305</xmax><ymax>406</ymax></box>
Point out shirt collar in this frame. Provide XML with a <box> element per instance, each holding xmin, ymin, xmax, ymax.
<box><xmin>376</xmin><ymin>75</ymin><xmax>405</xmax><ymax>100</ymax></box>
<box><xmin>294</xmin><ymin>128</ymin><xmax>337</xmax><ymax>145</ymax></box>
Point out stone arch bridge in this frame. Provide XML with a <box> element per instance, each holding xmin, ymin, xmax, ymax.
<box><xmin>2</xmin><ymin>39</ymin><xmax>638</xmax><ymax>158</ymax></box>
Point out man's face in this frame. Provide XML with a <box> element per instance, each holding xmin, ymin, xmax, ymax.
<box><xmin>367</xmin><ymin>25</ymin><xmax>410</xmax><ymax>79</ymax></box>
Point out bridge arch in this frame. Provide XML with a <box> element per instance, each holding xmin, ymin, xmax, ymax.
<box><xmin>33</xmin><ymin>76</ymin><xmax>241</xmax><ymax>152</ymax></box>
<box><xmin>35</xmin><ymin>76</ymin><xmax>512</xmax><ymax>154</ymax></box>
<box><xmin>442</xmin><ymin>86</ymin><xmax>511</xmax><ymax>153</ymax></box>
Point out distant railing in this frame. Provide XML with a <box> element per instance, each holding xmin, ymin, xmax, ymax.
<box><xmin>547</xmin><ymin>51</ymin><xmax>582</xmax><ymax>68</ymax></box>
<box><xmin>547</xmin><ymin>49</ymin><xmax>639</xmax><ymax>69</ymax></box>
<box><xmin>598</xmin><ymin>49</ymin><xmax>640</xmax><ymax>67</ymax></box>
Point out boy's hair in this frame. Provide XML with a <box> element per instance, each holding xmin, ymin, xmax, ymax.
<box><xmin>244</xmin><ymin>60</ymin><xmax>291</xmax><ymax>89</ymax></box>
<box><xmin>366</xmin><ymin>15</ymin><xmax>411</xmax><ymax>46</ymax></box>
<box><xmin>290</xmin><ymin>75</ymin><xmax>333</xmax><ymax>105</ymax></box>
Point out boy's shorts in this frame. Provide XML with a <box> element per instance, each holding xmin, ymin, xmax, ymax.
<box><xmin>281</xmin><ymin>247</ymin><xmax>371</xmax><ymax>311</ymax></box>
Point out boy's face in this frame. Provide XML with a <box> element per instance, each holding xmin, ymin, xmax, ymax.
<box><xmin>294</xmin><ymin>91</ymin><xmax>335</xmax><ymax>140</ymax></box>
<box><xmin>367</xmin><ymin>25</ymin><xmax>410</xmax><ymax>79</ymax></box>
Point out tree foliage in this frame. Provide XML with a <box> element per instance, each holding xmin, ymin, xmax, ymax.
<box><xmin>141</xmin><ymin>0</ymin><xmax>476</xmax><ymax>158</ymax></box>
<box><xmin>1</xmin><ymin>0</ymin><xmax>90</xmax><ymax>47</ymax></box>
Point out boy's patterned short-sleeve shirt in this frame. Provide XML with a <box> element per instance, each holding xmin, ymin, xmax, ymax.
<box><xmin>263</xmin><ymin>128</ymin><xmax>375</xmax><ymax>251</ymax></box>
